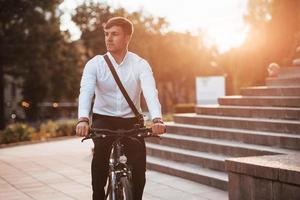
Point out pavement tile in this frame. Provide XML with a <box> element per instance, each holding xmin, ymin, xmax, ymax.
<box><xmin>30</xmin><ymin>171</ymin><xmax>69</xmax><ymax>184</ymax></box>
<box><xmin>200</xmin><ymin>190</ymin><xmax>229</xmax><ymax>200</ymax></box>
<box><xmin>143</xmin><ymin>193</ymin><xmax>163</xmax><ymax>200</ymax></box>
<box><xmin>0</xmin><ymin>137</ymin><xmax>228</xmax><ymax>200</ymax></box>
<box><xmin>49</xmin><ymin>181</ymin><xmax>90</xmax><ymax>193</ymax></box>
<box><xmin>156</xmin><ymin>175</ymin><xmax>218</xmax><ymax>194</ymax></box>
<box><xmin>144</xmin><ymin>183</ymin><xmax>208</xmax><ymax>200</ymax></box>
<box><xmin>15</xmin><ymin>181</ymin><xmax>45</xmax><ymax>190</ymax></box>
<box><xmin>0</xmin><ymin>191</ymin><xmax>32</xmax><ymax>200</ymax></box>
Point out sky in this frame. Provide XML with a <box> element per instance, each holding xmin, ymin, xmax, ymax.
<box><xmin>59</xmin><ymin>0</ymin><xmax>249</xmax><ymax>53</ymax></box>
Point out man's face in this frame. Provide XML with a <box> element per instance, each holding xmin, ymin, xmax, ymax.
<box><xmin>104</xmin><ymin>26</ymin><xmax>130</xmax><ymax>53</ymax></box>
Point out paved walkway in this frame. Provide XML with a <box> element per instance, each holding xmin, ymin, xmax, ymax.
<box><xmin>0</xmin><ymin>137</ymin><xmax>228</xmax><ymax>200</ymax></box>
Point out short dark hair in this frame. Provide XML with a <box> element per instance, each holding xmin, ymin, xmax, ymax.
<box><xmin>103</xmin><ymin>17</ymin><xmax>134</xmax><ymax>36</ymax></box>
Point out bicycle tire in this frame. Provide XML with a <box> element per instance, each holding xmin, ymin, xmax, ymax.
<box><xmin>117</xmin><ymin>177</ymin><xmax>133</xmax><ymax>200</ymax></box>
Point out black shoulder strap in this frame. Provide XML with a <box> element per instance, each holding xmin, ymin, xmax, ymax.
<box><xmin>103</xmin><ymin>54</ymin><xmax>142</xmax><ymax>119</ymax></box>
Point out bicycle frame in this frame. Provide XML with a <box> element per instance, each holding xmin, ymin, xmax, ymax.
<box><xmin>82</xmin><ymin>127</ymin><xmax>157</xmax><ymax>200</ymax></box>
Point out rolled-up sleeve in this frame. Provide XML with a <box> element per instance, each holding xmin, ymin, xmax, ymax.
<box><xmin>139</xmin><ymin>60</ymin><xmax>162</xmax><ymax>119</ymax></box>
<box><xmin>78</xmin><ymin>59</ymin><xmax>97</xmax><ymax>119</ymax></box>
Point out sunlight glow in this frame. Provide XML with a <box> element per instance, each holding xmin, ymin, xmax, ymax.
<box><xmin>59</xmin><ymin>0</ymin><xmax>249</xmax><ymax>53</ymax></box>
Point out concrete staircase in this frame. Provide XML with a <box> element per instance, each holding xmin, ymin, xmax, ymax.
<box><xmin>145</xmin><ymin>66</ymin><xmax>300</xmax><ymax>191</ymax></box>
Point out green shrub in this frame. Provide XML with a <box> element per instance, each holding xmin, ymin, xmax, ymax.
<box><xmin>0</xmin><ymin>130</ymin><xmax>4</xmax><ymax>144</ymax></box>
<box><xmin>39</xmin><ymin>120</ymin><xmax>59</xmax><ymax>139</ymax></box>
<box><xmin>1</xmin><ymin>123</ymin><xmax>36</xmax><ymax>144</ymax></box>
<box><xmin>57</xmin><ymin>120</ymin><xmax>76</xmax><ymax>136</ymax></box>
<box><xmin>38</xmin><ymin>120</ymin><xmax>76</xmax><ymax>139</ymax></box>
<box><xmin>0</xmin><ymin>120</ymin><xmax>77</xmax><ymax>145</ymax></box>
<box><xmin>174</xmin><ymin>103</ymin><xmax>195</xmax><ymax>113</ymax></box>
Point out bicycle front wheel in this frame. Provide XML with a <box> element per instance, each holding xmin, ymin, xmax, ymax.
<box><xmin>117</xmin><ymin>177</ymin><xmax>133</xmax><ymax>200</ymax></box>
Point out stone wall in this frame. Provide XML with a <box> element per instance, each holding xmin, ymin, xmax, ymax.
<box><xmin>226</xmin><ymin>154</ymin><xmax>300</xmax><ymax>200</ymax></box>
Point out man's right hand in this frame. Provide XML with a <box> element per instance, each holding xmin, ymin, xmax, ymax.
<box><xmin>76</xmin><ymin>121</ymin><xmax>89</xmax><ymax>137</ymax></box>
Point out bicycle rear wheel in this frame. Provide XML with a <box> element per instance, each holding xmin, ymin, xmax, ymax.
<box><xmin>117</xmin><ymin>177</ymin><xmax>133</xmax><ymax>200</ymax></box>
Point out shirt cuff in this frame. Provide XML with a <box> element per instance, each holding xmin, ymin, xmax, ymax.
<box><xmin>150</xmin><ymin>110</ymin><xmax>162</xmax><ymax>120</ymax></box>
<box><xmin>78</xmin><ymin>110</ymin><xmax>90</xmax><ymax>120</ymax></box>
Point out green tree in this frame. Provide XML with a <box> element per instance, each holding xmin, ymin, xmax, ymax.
<box><xmin>0</xmin><ymin>0</ymin><xmax>81</xmax><ymax>122</ymax></box>
<box><xmin>219</xmin><ymin>0</ymin><xmax>300</xmax><ymax>94</ymax></box>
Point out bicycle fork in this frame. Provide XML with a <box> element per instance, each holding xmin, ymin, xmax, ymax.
<box><xmin>107</xmin><ymin>142</ymin><xmax>131</xmax><ymax>200</ymax></box>
<box><xmin>109</xmin><ymin>169</ymin><xmax>117</xmax><ymax>200</ymax></box>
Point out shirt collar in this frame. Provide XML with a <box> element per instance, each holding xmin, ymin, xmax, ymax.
<box><xmin>107</xmin><ymin>51</ymin><xmax>129</xmax><ymax>67</ymax></box>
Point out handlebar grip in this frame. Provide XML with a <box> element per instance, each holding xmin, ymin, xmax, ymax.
<box><xmin>81</xmin><ymin>136</ymin><xmax>91</xmax><ymax>142</ymax></box>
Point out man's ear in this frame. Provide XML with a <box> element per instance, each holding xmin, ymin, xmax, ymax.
<box><xmin>125</xmin><ymin>34</ymin><xmax>131</xmax><ymax>43</ymax></box>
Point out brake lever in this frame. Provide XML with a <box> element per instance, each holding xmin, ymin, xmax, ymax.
<box><xmin>81</xmin><ymin>134</ymin><xmax>92</xmax><ymax>142</ymax></box>
<box><xmin>139</xmin><ymin>132</ymin><xmax>161</xmax><ymax>139</ymax></box>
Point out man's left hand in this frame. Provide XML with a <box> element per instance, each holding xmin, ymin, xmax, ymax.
<box><xmin>151</xmin><ymin>118</ymin><xmax>166</xmax><ymax>135</ymax></box>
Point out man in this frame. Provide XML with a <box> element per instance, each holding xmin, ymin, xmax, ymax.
<box><xmin>76</xmin><ymin>17</ymin><xmax>166</xmax><ymax>200</ymax></box>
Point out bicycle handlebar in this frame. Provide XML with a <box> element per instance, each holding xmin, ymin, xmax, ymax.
<box><xmin>81</xmin><ymin>127</ymin><xmax>158</xmax><ymax>142</ymax></box>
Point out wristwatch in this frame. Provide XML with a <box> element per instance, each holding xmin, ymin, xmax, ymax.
<box><xmin>77</xmin><ymin>117</ymin><xmax>89</xmax><ymax>126</ymax></box>
<box><xmin>152</xmin><ymin>118</ymin><xmax>164</xmax><ymax>124</ymax></box>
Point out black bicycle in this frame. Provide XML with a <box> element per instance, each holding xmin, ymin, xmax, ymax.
<box><xmin>82</xmin><ymin>126</ymin><xmax>158</xmax><ymax>200</ymax></box>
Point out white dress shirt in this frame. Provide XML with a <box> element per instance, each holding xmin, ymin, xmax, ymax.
<box><xmin>78</xmin><ymin>51</ymin><xmax>162</xmax><ymax>120</ymax></box>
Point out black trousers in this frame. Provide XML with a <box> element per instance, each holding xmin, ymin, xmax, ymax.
<box><xmin>91</xmin><ymin>113</ymin><xmax>146</xmax><ymax>200</ymax></box>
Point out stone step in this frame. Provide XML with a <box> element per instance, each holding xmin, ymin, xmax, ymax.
<box><xmin>218</xmin><ymin>95</ymin><xmax>300</xmax><ymax>107</ymax></box>
<box><xmin>146</xmin><ymin>156</ymin><xmax>228</xmax><ymax>190</ymax></box>
<box><xmin>241</xmin><ymin>86</ymin><xmax>300</xmax><ymax>96</ymax></box>
<box><xmin>146</xmin><ymin>143</ymin><xmax>228</xmax><ymax>171</ymax></box>
<box><xmin>173</xmin><ymin>113</ymin><xmax>300</xmax><ymax>134</ymax></box>
<box><xmin>146</xmin><ymin>133</ymin><xmax>296</xmax><ymax>157</ymax></box>
<box><xmin>266</xmin><ymin>77</ymin><xmax>300</xmax><ymax>86</ymax></box>
<box><xmin>196</xmin><ymin>105</ymin><xmax>300</xmax><ymax>120</ymax></box>
<box><xmin>165</xmin><ymin>122</ymin><xmax>300</xmax><ymax>150</ymax></box>
<box><xmin>278</xmin><ymin>67</ymin><xmax>300</xmax><ymax>78</ymax></box>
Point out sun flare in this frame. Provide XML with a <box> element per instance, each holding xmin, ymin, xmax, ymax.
<box><xmin>60</xmin><ymin>0</ymin><xmax>249</xmax><ymax>53</ymax></box>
